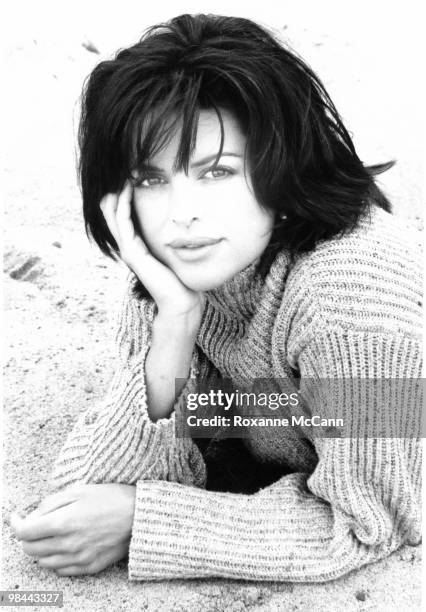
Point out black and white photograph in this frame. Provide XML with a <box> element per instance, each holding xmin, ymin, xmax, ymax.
<box><xmin>2</xmin><ymin>1</ymin><xmax>424</xmax><ymax>610</ymax></box>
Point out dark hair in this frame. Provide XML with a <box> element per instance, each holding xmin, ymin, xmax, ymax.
<box><xmin>79</xmin><ymin>13</ymin><xmax>393</xmax><ymax>297</ymax></box>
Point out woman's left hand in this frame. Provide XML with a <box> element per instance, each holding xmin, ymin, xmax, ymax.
<box><xmin>10</xmin><ymin>483</ymin><xmax>136</xmax><ymax>576</ymax></box>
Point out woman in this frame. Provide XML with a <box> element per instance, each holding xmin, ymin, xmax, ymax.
<box><xmin>11</xmin><ymin>13</ymin><xmax>422</xmax><ymax>581</ymax></box>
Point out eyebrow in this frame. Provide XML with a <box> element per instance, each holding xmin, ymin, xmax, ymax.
<box><xmin>140</xmin><ymin>152</ymin><xmax>243</xmax><ymax>172</ymax></box>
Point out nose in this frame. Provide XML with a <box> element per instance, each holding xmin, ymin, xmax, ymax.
<box><xmin>169</xmin><ymin>176</ymin><xmax>200</xmax><ymax>228</ymax></box>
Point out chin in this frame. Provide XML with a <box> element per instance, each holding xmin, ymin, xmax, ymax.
<box><xmin>177</xmin><ymin>270</ymin><xmax>232</xmax><ymax>292</ymax></box>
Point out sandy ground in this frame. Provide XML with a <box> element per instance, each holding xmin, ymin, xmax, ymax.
<box><xmin>2</xmin><ymin>13</ymin><xmax>423</xmax><ymax>612</ymax></box>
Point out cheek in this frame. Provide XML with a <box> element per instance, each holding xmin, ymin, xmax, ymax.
<box><xmin>213</xmin><ymin>181</ymin><xmax>273</xmax><ymax>228</ymax></box>
<box><xmin>223</xmin><ymin>196</ymin><xmax>274</xmax><ymax>238</ymax></box>
<box><xmin>133</xmin><ymin>196</ymin><xmax>165</xmax><ymax>239</ymax></box>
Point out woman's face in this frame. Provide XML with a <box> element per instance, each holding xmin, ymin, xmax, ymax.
<box><xmin>132</xmin><ymin>109</ymin><xmax>275</xmax><ymax>292</ymax></box>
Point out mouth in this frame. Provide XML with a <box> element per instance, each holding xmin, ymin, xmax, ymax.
<box><xmin>168</xmin><ymin>237</ymin><xmax>223</xmax><ymax>248</ymax></box>
<box><xmin>169</xmin><ymin>238</ymin><xmax>223</xmax><ymax>262</ymax></box>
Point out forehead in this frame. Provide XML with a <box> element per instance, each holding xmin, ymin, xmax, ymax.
<box><xmin>146</xmin><ymin>108</ymin><xmax>247</xmax><ymax>165</ymax></box>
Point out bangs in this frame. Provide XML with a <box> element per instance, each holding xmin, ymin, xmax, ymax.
<box><xmin>119</xmin><ymin>72</ymin><xmax>227</xmax><ymax>179</ymax></box>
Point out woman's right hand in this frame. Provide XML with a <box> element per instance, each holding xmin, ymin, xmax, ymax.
<box><xmin>100</xmin><ymin>181</ymin><xmax>205</xmax><ymax>323</ymax></box>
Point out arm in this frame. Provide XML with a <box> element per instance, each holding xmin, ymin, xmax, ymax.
<box><xmin>127</xmin><ymin>330</ymin><xmax>422</xmax><ymax>582</ymax></box>
<box><xmin>48</xmin><ymin>277</ymin><xmax>209</xmax><ymax>492</ymax></box>
<box><xmin>13</xmin><ymin>283</ymin><xmax>223</xmax><ymax>576</ymax></box>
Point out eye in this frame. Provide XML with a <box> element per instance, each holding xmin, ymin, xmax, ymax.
<box><xmin>202</xmin><ymin>166</ymin><xmax>234</xmax><ymax>180</ymax></box>
<box><xmin>133</xmin><ymin>175</ymin><xmax>166</xmax><ymax>188</ymax></box>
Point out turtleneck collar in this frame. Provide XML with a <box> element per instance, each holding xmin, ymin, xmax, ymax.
<box><xmin>203</xmin><ymin>248</ymin><xmax>291</xmax><ymax>321</ymax></box>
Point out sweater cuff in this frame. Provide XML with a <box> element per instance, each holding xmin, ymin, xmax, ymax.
<box><xmin>127</xmin><ymin>474</ymin><xmax>395</xmax><ymax>583</ymax></box>
<box><xmin>49</xmin><ymin>330</ymin><xmax>205</xmax><ymax>490</ymax></box>
<box><xmin>128</xmin><ymin>479</ymin><xmax>251</xmax><ymax>581</ymax></box>
<box><xmin>128</xmin><ymin>477</ymin><xmax>336</xmax><ymax>582</ymax></box>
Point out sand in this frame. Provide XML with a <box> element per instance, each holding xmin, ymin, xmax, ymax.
<box><xmin>3</xmin><ymin>15</ymin><xmax>423</xmax><ymax>612</ymax></box>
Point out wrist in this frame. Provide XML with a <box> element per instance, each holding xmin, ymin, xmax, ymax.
<box><xmin>117</xmin><ymin>484</ymin><xmax>137</xmax><ymax>540</ymax></box>
<box><xmin>155</xmin><ymin>309</ymin><xmax>202</xmax><ymax>336</ymax></box>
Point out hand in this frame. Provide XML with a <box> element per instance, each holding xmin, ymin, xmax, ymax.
<box><xmin>10</xmin><ymin>483</ymin><xmax>136</xmax><ymax>576</ymax></box>
<box><xmin>100</xmin><ymin>182</ymin><xmax>205</xmax><ymax>321</ymax></box>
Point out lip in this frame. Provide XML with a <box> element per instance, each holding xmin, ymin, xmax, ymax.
<box><xmin>169</xmin><ymin>238</ymin><xmax>223</xmax><ymax>262</ymax></box>
<box><xmin>168</xmin><ymin>237</ymin><xmax>223</xmax><ymax>248</ymax></box>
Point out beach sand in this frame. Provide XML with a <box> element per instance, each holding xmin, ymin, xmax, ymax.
<box><xmin>3</xmin><ymin>15</ymin><xmax>423</xmax><ymax>612</ymax></box>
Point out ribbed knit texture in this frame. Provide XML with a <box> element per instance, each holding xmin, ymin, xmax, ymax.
<box><xmin>49</xmin><ymin>204</ymin><xmax>422</xmax><ymax>582</ymax></box>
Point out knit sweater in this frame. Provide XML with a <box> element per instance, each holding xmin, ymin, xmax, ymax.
<box><xmin>49</xmin><ymin>203</ymin><xmax>423</xmax><ymax>582</ymax></box>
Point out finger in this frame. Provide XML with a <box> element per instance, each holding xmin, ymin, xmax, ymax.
<box><xmin>55</xmin><ymin>565</ymin><xmax>90</xmax><ymax>576</ymax></box>
<box><xmin>12</xmin><ymin>511</ymin><xmax>68</xmax><ymax>541</ymax></box>
<box><xmin>22</xmin><ymin>536</ymin><xmax>70</xmax><ymax>558</ymax></box>
<box><xmin>115</xmin><ymin>181</ymin><xmax>133</xmax><ymax>224</ymax></box>
<box><xmin>38</xmin><ymin>554</ymin><xmax>81</xmax><ymax>570</ymax></box>
<box><xmin>100</xmin><ymin>193</ymin><xmax>120</xmax><ymax>244</ymax></box>
<box><xmin>116</xmin><ymin>182</ymin><xmax>145</xmax><ymax>247</ymax></box>
<box><xmin>30</xmin><ymin>489</ymin><xmax>79</xmax><ymax>518</ymax></box>
<box><xmin>9</xmin><ymin>512</ymin><xmax>24</xmax><ymax>533</ymax></box>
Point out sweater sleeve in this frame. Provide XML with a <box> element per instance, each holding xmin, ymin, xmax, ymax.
<box><xmin>127</xmin><ymin>330</ymin><xmax>422</xmax><ymax>582</ymax></box>
<box><xmin>48</xmin><ymin>277</ymin><xmax>208</xmax><ymax>492</ymax></box>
